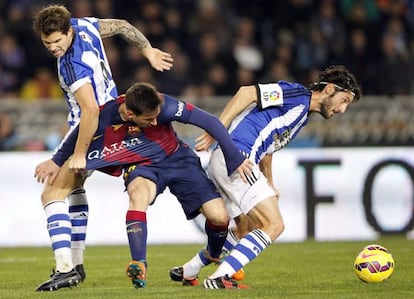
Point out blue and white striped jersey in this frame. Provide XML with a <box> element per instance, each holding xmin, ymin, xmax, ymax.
<box><xmin>228</xmin><ymin>81</ymin><xmax>312</xmax><ymax>163</ymax></box>
<box><xmin>57</xmin><ymin>17</ymin><xmax>118</xmax><ymax>127</ymax></box>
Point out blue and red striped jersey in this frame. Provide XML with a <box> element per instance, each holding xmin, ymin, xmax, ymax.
<box><xmin>53</xmin><ymin>93</ymin><xmax>245</xmax><ymax>176</ymax></box>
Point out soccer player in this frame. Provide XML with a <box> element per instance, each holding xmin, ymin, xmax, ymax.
<box><xmin>39</xmin><ymin>82</ymin><xmax>253</xmax><ymax>289</ymax></box>
<box><xmin>169</xmin><ymin>65</ymin><xmax>362</xmax><ymax>289</ymax></box>
<box><xmin>32</xmin><ymin>4</ymin><xmax>173</xmax><ymax>291</ymax></box>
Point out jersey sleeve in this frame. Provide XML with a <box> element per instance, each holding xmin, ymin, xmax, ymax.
<box><xmin>82</xmin><ymin>17</ymin><xmax>100</xmax><ymax>31</ymax></box>
<box><xmin>72</xmin><ymin>17</ymin><xmax>100</xmax><ymax>31</ymax></box>
<box><xmin>159</xmin><ymin>94</ymin><xmax>245</xmax><ymax>176</ymax></box>
<box><xmin>256</xmin><ymin>83</ymin><xmax>284</xmax><ymax>109</ymax></box>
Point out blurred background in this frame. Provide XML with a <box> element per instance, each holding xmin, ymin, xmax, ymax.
<box><xmin>0</xmin><ymin>0</ymin><xmax>414</xmax><ymax>151</ymax></box>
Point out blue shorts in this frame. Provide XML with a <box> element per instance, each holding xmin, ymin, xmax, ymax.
<box><xmin>123</xmin><ymin>143</ymin><xmax>220</xmax><ymax>219</ymax></box>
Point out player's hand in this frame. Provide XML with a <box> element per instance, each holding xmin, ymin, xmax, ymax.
<box><xmin>195</xmin><ymin>132</ymin><xmax>216</xmax><ymax>151</ymax></box>
<box><xmin>142</xmin><ymin>47</ymin><xmax>173</xmax><ymax>72</ymax></box>
<box><xmin>34</xmin><ymin>159</ymin><xmax>60</xmax><ymax>185</ymax></box>
<box><xmin>236</xmin><ymin>158</ymin><xmax>254</xmax><ymax>184</ymax></box>
<box><xmin>68</xmin><ymin>154</ymin><xmax>87</xmax><ymax>174</ymax></box>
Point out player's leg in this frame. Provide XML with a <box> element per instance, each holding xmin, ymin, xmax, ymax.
<box><xmin>220</xmin><ymin>213</ymin><xmax>258</xmax><ymax>260</ymax></box>
<box><xmin>201</xmin><ymin>197</ymin><xmax>229</xmax><ymax>262</ymax></box>
<box><xmin>124</xmin><ymin>169</ymin><xmax>158</xmax><ymax>289</ymax></box>
<box><xmin>204</xmin><ymin>195</ymin><xmax>283</xmax><ymax>290</ymax></box>
<box><xmin>177</xmin><ymin>197</ymin><xmax>229</xmax><ymax>283</ymax></box>
<box><xmin>68</xmin><ymin>174</ymin><xmax>89</xmax><ymax>282</ymax></box>
<box><xmin>204</xmin><ymin>149</ymin><xmax>281</xmax><ymax>289</ymax></box>
<box><xmin>212</xmin><ymin>196</ymin><xmax>283</xmax><ymax>277</ymax></box>
<box><xmin>233</xmin><ymin>213</ymin><xmax>258</xmax><ymax>239</ymax></box>
<box><xmin>170</xmin><ymin>147</ymin><xmax>242</xmax><ymax>285</ymax></box>
<box><xmin>36</xmin><ymin>161</ymin><xmax>82</xmax><ymax>291</ymax></box>
<box><xmin>165</xmin><ymin>146</ymin><xmax>229</xmax><ymax>285</ymax></box>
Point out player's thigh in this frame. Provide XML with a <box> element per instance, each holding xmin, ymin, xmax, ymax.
<box><xmin>126</xmin><ymin>176</ymin><xmax>157</xmax><ymax>211</ymax></box>
<box><xmin>41</xmin><ymin>162</ymin><xmax>80</xmax><ymax>205</ymax></box>
<box><xmin>165</xmin><ymin>153</ymin><xmax>222</xmax><ymax>220</ymax></box>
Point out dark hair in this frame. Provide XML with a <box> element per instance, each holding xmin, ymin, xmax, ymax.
<box><xmin>33</xmin><ymin>5</ymin><xmax>72</xmax><ymax>36</ymax></box>
<box><xmin>125</xmin><ymin>82</ymin><xmax>162</xmax><ymax>115</ymax></box>
<box><xmin>310</xmin><ymin>65</ymin><xmax>361</xmax><ymax>102</ymax></box>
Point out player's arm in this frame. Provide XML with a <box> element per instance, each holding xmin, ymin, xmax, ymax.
<box><xmin>177</xmin><ymin>104</ymin><xmax>252</xmax><ymax>178</ymax></box>
<box><xmin>69</xmin><ymin>83</ymin><xmax>100</xmax><ymax>172</ymax></box>
<box><xmin>195</xmin><ymin>85</ymin><xmax>258</xmax><ymax>151</ymax></box>
<box><xmin>219</xmin><ymin>85</ymin><xmax>258</xmax><ymax>128</ymax></box>
<box><xmin>98</xmin><ymin>19</ymin><xmax>173</xmax><ymax>72</ymax></box>
<box><xmin>161</xmin><ymin>94</ymin><xmax>253</xmax><ymax>177</ymax></box>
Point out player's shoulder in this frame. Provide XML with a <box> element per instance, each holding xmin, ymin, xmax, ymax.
<box><xmin>278</xmin><ymin>81</ymin><xmax>311</xmax><ymax>103</ymax></box>
<box><xmin>277</xmin><ymin>80</ymin><xmax>308</xmax><ymax>92</ymax></box>
<box><xmin>159</xmin><ymin>93</ymin><xmax>178</xmax><ymax>114</ymax></box>
<box><xmin>71</xmin><ymin>17</ymin><xmax>99</xmax><ymax>28</ymax></box>
<box><xmin>160</xmin><ymin>93</ymin><xmax>182</xmax><ymax>108</ymax></box>
<box><xmin>159</xmin><ymin>93</ymin><xmax>193</xmax><ymax>122</ymax></box>
<box><xmin>71</xmin><ymin>17</ymin><xmax>101</xmax><ymax>41</ymax></box>
<box><xmin>257</xmin><ymin>81</ymin><xmax>309</xmax><ymax>96</ymax></box>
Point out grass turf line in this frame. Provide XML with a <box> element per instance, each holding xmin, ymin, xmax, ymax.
<box><xmin>0</xmin><ymin>235</ymin><xmax>413</xmax><ymax>299</ymax></box>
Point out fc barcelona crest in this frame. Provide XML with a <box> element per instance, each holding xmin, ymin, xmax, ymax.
<box><xmin>127</xmin><ymin>125</ymin><xmax>141</xmax><ymax>136</ymax></box>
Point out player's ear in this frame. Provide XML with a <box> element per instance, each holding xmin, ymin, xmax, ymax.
<box><xmin>68</xmin><ymin>26</ymin><xmax>74</xmax><ymax>36</ymax></box>
<box><xmin>324</xmin><ymin>83</ymin><xmax>336</xmax><ymax>96</ymax></box>
<box><xmin>126</xmin><ymin>109</ymin><xmax>135</xmax><ymax>119</ymax></box>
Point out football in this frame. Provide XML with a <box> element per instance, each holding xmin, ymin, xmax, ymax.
<box><xmin>354</xmin><ymin>244</ymin><xmax>395</xmax><ymax>283</ymax></box>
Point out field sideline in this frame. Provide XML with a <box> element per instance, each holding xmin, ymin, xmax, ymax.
<box><xmin>0</xmin><ymin>236</ymin><xmax>412</xmax><ymax>299</ymax></box>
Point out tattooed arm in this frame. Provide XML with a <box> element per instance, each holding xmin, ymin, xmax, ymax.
<box><xmin>98</xmin><ymin>19</ymin><xmax>173</xmax><ymax>71</ymax></box>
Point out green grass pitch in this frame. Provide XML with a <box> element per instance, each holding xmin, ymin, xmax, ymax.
<box><xmin>0</xmin><ymin>235</ymin><xmax>412</xmax><ymax>299</ymax></box>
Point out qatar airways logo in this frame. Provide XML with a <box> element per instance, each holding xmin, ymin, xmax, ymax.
<box><xmin>175</xmin><ymin>101</ymin><xmax>185</xmax><ymax>117</ymax></box>
<box><xmin>87</xmin><ymin>137</ymin><xmax>142</xmax><ymax>160</ymax></box>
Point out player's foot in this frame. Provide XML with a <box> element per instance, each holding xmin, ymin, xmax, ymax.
<box><xmin>35</xmin><ymin>269</ymin><xmax>81</xmax><ymax>291</ymax></box>
<box><xmin>219</xmin><ymin>250</ymin><xmax>245</xmax><ymax>281</ymax></box>
<box><xmin>231</xmin><ymin>268</ymin><xmax>245</xmax><ymax>281</ymax></box>
<box><xmin>201</xmin><ymin>249</ymin><xmax>221</xmax><ymax>264</ymax></box>
<box><xmin>169</xmin><ymin>266</ymin><xmax>199</xmax><ymax>286</ymax></box>
<box><xmin>126</xmin><ymin>261</ymin><xmax>147</xmax><ymax>288</ymax></box>
<box><xmin>203</xmin><ymin>275</ymin><xmax>249</xmax><ymax>289</ymax></box>
<box><xmin>75</xmin><ymin>264</ymin><xmax>86</xmax><ymax>282</ymax></box>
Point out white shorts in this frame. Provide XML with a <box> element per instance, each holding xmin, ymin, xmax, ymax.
<box><xmin>208</xmin><ymin>148</ymin><xmax>276</xmax><ymax>219</ymax></box>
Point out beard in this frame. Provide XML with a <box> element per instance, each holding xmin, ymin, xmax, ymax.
<box><xmin>319</xmin><ymin>97</ymin><xmax>335</xmax><ymax>119</ymax></box>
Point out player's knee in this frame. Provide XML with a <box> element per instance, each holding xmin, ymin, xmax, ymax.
<box><xmin>253</xmin><ymin>212</ymin><xmax>284</xmax><ymax>241</ymax></box>
<box><xmin>267</xmin><ymin>216</ymin><xmax>284</xmax><ymax>241</ymax></box>
<box><xmin>41</xmin><ymin>185</ymin><xmax>71</xmax><ymax>206</ymax></box>
<box><xmin>200</xmin><ymin>198</ymin><xmax>229</xmax><ymax>226</ymax></box>
<box><xmin>40</xmin><ymin>191</ymin><xmax>50</xmax><ymax>206</ymax></box>
<box><xmin>207</xmin><ymin>212</ymin><xmax>229</xmax><ymax>227</ymax></box>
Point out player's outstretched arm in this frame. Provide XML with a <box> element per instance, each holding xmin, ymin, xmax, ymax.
<box><xmin>194</xmin><ymin>85</ymin><xmax>257</xmax><ymax>151</ymax></box>
<box><xmin>69</xmin><ymin>84</ymin><xmax>100</xmax><ymax>173</ymax></box>
<box><xmin>98</xmin><ymin>19</ymin><xmax>173</xmax><ymax>72</ymax></box>
<box><xmin>180</xmin><ymin>103</ymin><xmax>253</xmax><ymax>178</ymax></box>
<box><xmin>218</xmin><ymin>85</ymin><xmax>258</xmax><ymax>128</ymax></box>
